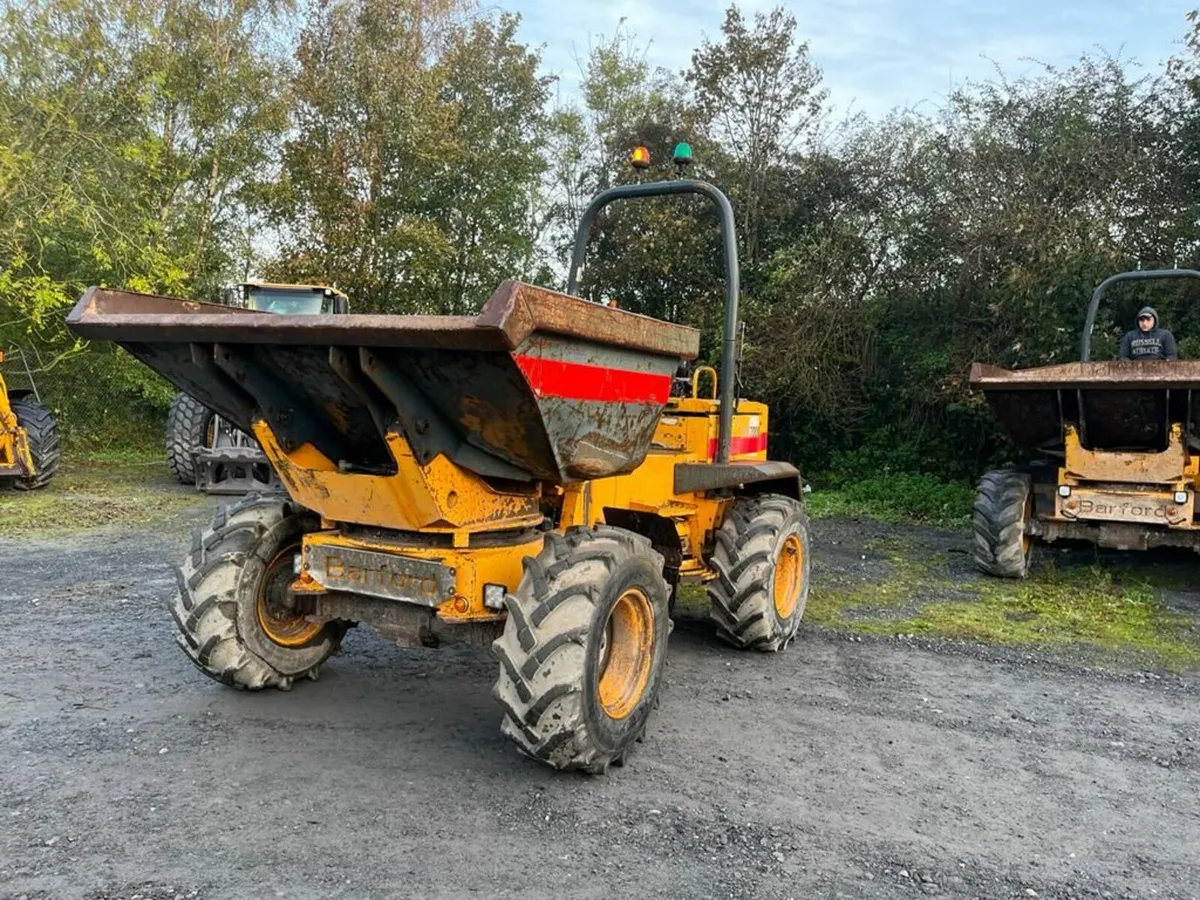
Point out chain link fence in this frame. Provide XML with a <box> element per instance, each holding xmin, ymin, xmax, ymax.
<box><xmin>1</xmin><ymin>341</ymin><xmax>171</xmax><ymax>458</ymax></box>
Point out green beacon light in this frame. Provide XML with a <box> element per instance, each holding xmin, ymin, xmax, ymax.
<box><xmin>672</xmin><ymin>142</ymin><xmax>693</xmax><ymax>174</ymax></box>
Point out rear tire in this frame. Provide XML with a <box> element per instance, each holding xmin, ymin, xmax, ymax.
<box><xmin>166</xmin><ymin>392</ymin><xmax>213</xmax><ymax>485</ymax></box>
<box><xmin>972</xmin><ymin>469</ymin><xmax>1033</xmax><ymax>578</ymax></box>
<box><xmin>11</xmin><ymin>396</ymin><xmax>60</xmax><ymax>490</ymax></box>
<box><xmin>492</xmin><ymin>526</ymin><xmax>670</xmax><ymax>774</ymax></box>
<box><xmin>708</xmin><ymin>494</ymin><xmax>810</xmax><ymax>652</ymax></box>
<box><xmin>170</xmin><ymin>494</ymin><xmax>345</xmax><ymax>690</ymax></box>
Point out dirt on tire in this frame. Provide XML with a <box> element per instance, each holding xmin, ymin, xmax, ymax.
<box><xmin>171</xmin><ymin>495</ymin><xmax>343</xmax><ymax>690</ymax></box>
<box><xmin>972</xmin><ymin>468</ymin><xmax>1033</xmax><ymax>578</ymax></box>
<box><xmin>494</xmin><ymin>525</ymin><xmax>670</xmax><ymax>773</ymax></box>
<box><xmin>708</xmin><ymin>493</ymin><xmax>810</xmax><ymax>651</ymax></box>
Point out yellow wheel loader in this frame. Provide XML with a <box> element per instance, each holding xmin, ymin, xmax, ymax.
<box><xmin>65</xmin><ymin>146</ymin><xmax>811</xmax><ymax>773</ymax></box>
<box><xmin>0</xmin><ymin>346</ymin><xmax>60</xmax><ymax>490</ymax></box>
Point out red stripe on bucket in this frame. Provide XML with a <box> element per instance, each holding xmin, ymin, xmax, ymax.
<box><xmin>514</xmin><ymin>355</ymin><xmax>671</xmax><ymax>404</ymax></box>
<box><xmin>708</xmin><ymin>434</ymin><xmax>768</xmax><ymax>459</ymax></box>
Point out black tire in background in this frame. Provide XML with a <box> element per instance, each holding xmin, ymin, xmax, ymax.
<box><xmin>972</xmin><ymin>469</ymin><xmax>1034</xmax><ymax>578</ymax></box>
<box><xmin>707</xmin><ymin>494</ymin><xmax>811</xmax><ymax>652</ymax></box>
<box><xmin>166</xmin><ymin>392</ymin><xmax>213</xmax><ymax>485</ymax></box>
<box><xmin>10</xmin><ymin>396</ymin><xmax>60</xmax><ymax>490</ymax></box>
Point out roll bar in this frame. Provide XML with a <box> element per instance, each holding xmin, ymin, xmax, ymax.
<box><xmin>565</xmin><ymin>180</ymin><xmax>741</xmax><ymax>463</ymax></box>
<box><xmin>1080</xmin><ymin>269</ymin><xmax>1200</xmax><ymax>361</ymax></box>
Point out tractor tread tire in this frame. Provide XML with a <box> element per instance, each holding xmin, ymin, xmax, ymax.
<box><xmin>166</xmin><ymin>392</ymin><xmax>212</xmax><ymax>485</ymax></box>
<box><xmin>492</xmin><ymin>525</ymin><xmax>669</xmax><ymax>774</ymax></box>
<box><xmin>972</xmin><ymin>469</ymin><xmax>1033</xmax><ymax>579</ymax></box>
<box><xmin>170</xmin><ymin>493</ymin><xmax>341</xmax><ymax>690</ymax></box>
<box><xmin>708</xmin><ymin>493</ymin><xmax>810</xmax><ymax>652</ymax></box>
<box><xmin>11</xmin><ymin>396</ymin><xmax>60</xmax><ymax>490</ymax></box>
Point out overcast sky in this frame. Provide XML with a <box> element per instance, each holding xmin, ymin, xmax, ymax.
<box><xmin>504</xmin><ymin>0</ymin><xmax>1195</xmax><ymax>117</ymax></box>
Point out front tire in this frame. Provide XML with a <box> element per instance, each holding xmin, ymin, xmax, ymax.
<box><xmin>492</xmin><ymin>526</ymin><xmax>670</xmax><ymax>774</ymax></box>
<box><xmin>708</xmin><ymin>494</ymin><xmax>811</xmax><ymax>652</ymax></box>
<box><xmin>10</xmin><ymin>396</ymin><xmax>60</xmax><ymax>490</ymax></box>
<box><xmin>972</xmin><ymin>469</ymin><xmax>1033</xmax><ymax>578</ymax></box>
<box><xmin>170</xmin><ymin>494</ymin><xmax>344</xmax><ymax>689</ymax></box>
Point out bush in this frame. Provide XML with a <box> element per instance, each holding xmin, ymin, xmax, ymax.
<box><xmin>806</xmin><ymin>472</ymin><xmax>975</xmax><ymax>527</ymax></box>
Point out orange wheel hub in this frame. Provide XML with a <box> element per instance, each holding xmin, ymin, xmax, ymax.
<box><xmin>773</xmin><ymin>533</ymin><xmax>804</xmax><ymax>619</ymax></box>
<box><xmin>597</xmin><ymin>587</ymin><xmax>655</xmax><ymax>720</ymax></box>
<box><xmin>256</xmin><ymin>548</ymin><xmax>323</xmax><ymax>648</ymax></box>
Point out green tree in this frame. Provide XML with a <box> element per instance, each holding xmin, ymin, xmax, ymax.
<box><xmin>131</xmin><ymin>0</ymin><xmax>294</xmax><ymax>296</ymax></box>
<box><xmin>0</xmin><ymin>0</ymin><xmax>291</xmax><ymax>444</ymax></box>
<box><xmin>546</xmin><ymin>27</ymin><xmax>725</xmax><ymax>334</ymax></box>
<box><xmin>686</xmin><ymin>5</ymin><xmax>827</xmax><ymax>270</ymax></box>
<box><xmin>268</xmin><ymin>0</ymin><xmax>552</xmax><ymax>314</ymax></box>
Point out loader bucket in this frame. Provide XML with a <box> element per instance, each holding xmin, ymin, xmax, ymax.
<box><xmin>969</xmin><ymin>361</ymin><xmax>1200</xmax><ymax>452</ymax></box>
<box><xmin>66</xmin><ymin>280</ymin><xmax>700</xmax><ymax>483</ymax></box>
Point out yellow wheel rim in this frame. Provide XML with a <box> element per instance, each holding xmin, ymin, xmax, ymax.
<box><xmin>256</xmin><ymin>548</ymin><xmax>323</xmax><ymax>648</ymax></box>
<box><xmin>773</xmin><ymin>533</ymin><xmax>804</xmax><ymax>620</ymax></box>
<box><xmin>597</xmin><ymin>587</ymin><xmax>655</xmax><ymax>720</ymax></box>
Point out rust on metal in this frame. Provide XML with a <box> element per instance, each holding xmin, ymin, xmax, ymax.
<box><xmin>1063</xmin><ymin>423</ymin><xmax>1188</xmax><ymax>484</ymax></box>
<box><xmin>67</xmin><ymin>280</ymin><xmax>700</xmax><ymax>357</ymax></box>
<box><xmin>1031</xmin><ymin>517</ymin><xmax>1200</xmax><ymax>553</ymax></box>
<box><xmin>67</xmin><ymin>286</ymin><xmax>496</xmax><ymax>350</ymax></box>
<box><xmin>970</xmin><ymin>360</ymin><xmax>1200</xmax><ymax>389</ymax></box>
<box><xmin>1056</xmin><ymin>485</ymin><xmax>1194</xmax><ymax>528</ymax></box>
<box><xmin>970</xmin><ymin>360</ymin><xmax>1200</xmax><ymax>453</ymax></box>
<box><xmin>301</xmin><ymin>593</ymin><xmax>504</xmax><ymax>648</ymax></box>
<box><xmin>476</xmin><ymin>281</ymin><xmax>700</xmax><ymax>360</ymax></box>
<box><xmin>65</xmin><ymin>280</ymin><xmax>698</xmax><ymax>486</ymax></box>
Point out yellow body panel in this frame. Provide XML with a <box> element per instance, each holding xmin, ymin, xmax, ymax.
<box><xmin>297</xmin><ymin>529</ymin><xmax>544</xmax><ymax>623</ymax></box>
<box><xmin>261</xmin><ymin>376</ymin><xmax>785</xmax><ymax>619</ymax></box>
<box><xmin>0</xmin><ymin>371</ymin><xmax>35</xmax><ymax>478</ymax></box>
<box><xmin>1054</xmin><ymin>423</ymin><xmax>1200</xmax><ymax>529</ymax></box>
<box><xmin>253</xmin><ymin>422</ymin><xmax>544</xmax><ymax>539</ymax></box>
<box><xmin>555</xmin><ymin>396</ymin><xmax>768</xmax><ymax>577</ymax></box>
<box><xmin>1063</xmin><ymin>423</ymin><xmax>1191</xmax><ymax>484</ymax></box>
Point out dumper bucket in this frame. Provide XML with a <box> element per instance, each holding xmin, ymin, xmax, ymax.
<box><xmin>969</xmin><ymin>361</ymin><xmax>1200</xmax><ymax>452</ymax></box>
<box><xmin>66</xmin><ymin>280</ymin><xmax>700</xmax><ymax>483</ymax></box>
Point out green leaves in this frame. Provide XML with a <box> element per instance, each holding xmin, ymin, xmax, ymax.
<box><xmin>266</xmin><ymin>0</ymin><xmax>552</xmax><ymax>315</ymax></box>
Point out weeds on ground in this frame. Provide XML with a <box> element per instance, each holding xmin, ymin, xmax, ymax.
<box><xmin>809</xmin><ymin>541</ymin><xmax>1200</xmax><ymax>672</ymax></box>
<box><xmin>806</xmin><ymin>473</ymin><xmax>974</xmax><ymax>528</ymax></box>
<box><xmin>0</xmin><ymin>451</ymin><xmax>204</xmax><ymax>538</ymax></box>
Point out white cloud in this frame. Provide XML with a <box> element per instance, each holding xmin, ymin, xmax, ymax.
<box><xmin>508</xmin><ymin>0</ymin><xmax>1193</xmax><ymax>117</ymax></box>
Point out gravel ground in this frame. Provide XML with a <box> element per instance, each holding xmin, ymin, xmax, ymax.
<box><xmin>1</xmin><ymin>495</ymin><xmax>1198</xmax><ymax>900</ymax></box>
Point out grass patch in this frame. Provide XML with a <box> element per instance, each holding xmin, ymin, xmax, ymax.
<box><xmin>806</xmin><ymin>473</ymin><xmax>974</xmax><ymax>528</ymax></box>
<box><xmin>911</xmin><ymin>567</ymin><xmax>1200</xmax><ymax>670</ymax></box>
<box><xmin>811</xmin><ymin>543</ymin><xmax>1200</xmax><ymax>672</ymax></box>
<box><xmin>675</xmin><ymin>581</ymin><xmax>708</xmax><ymax>613</ymax></box>
<box><xmin>806</xmin><ymin>540</ymin><xmax>941</xmax><ymax>626</ymax></box>
<box><xmin>0</xmin><ymin>452</ymin><xmax>205</xmax><ymax>538</ymax></box>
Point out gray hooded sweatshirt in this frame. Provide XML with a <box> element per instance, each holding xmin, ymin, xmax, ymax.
<box><xmin>1119</xmin><ymin>306</ymin><xmax>1178</xmax><ymax>361</ymax></box>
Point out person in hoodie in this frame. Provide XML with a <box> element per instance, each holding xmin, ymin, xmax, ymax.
<box><xmin>1119</xmin><ymin>306</ymin><xmax>1179</xmax><ymax>361</ymax></box>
